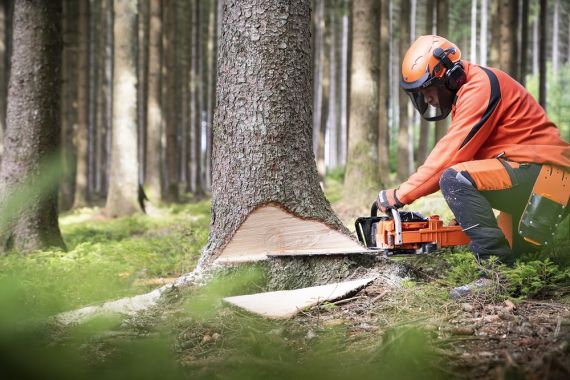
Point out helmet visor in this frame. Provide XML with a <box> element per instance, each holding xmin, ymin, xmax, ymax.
<box><xmin>404</xmin><ymin>81</ymin><xmax>454</xmax><ymax>122</ymax></box>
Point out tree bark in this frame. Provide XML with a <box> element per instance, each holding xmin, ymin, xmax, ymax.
<box><xmin>0</xmin><ymin>0</ymin><xmax>66</xmax><ymax>252</ymax></box>
<box><xmin>552</xmin><ymin>0</ymin><xmax>560</xmax><ymax>75</ymax></box>
<box><xmin>489</xmin><ymin>0</ymin><xmax>500</xmax><ymax>68</ymax></box>
<box><xmin>339</xmin><ymin>1</ymin><xmax>349</xmax><ymax>167</ymax></box>
<box><xmin>519</xmin><ymin>0</ymin><xmax>528</xmax><ymax>86</ymax></box>
<box><xmin>205</xmin><ymin>0</ymin><xmax>219</xmax><ymax>191</ymax></box>
<box><xmin>145</xmin><ymin>0</ymin><xmax>162</xmax><ymax>202</ymax></box>
<box><xmin>343</xmin><ymin>0</ymin><xmax>382</xmax><ymax>204</ymax></box>
<box><xmin>434</xmin><ymin>0</ymin><xmax>449</xmax><ymax>144</ymax></box>
<box><xmin>199</xmin><ymin>0</ymin><xmax>359</xmax><ymax>266</ymax></box>
<box><xmin>104</xmin><ymin>0</ymin><xmax>141</xmax><ymax>217</ymax></box>
<box><xmin>417</xmin><ymin>0</ymin><xmax>433</xmax><ymax>166</ymax></box>
<box><xmin>378</xmin><ymin>0</ymin><xmax>391</xmax><ymax>183</ymax></box>
<box><xmin>498</xmin><ymin>0</ymin><xmax>517</xmax><ymax>77</ymax></box>
<box><xmin>73</xmin><ymin>0</ymin><xmax>90</xmax><ymax>208</ymax></box>
<box><xmin>59</xmin><ymin>0</ymin><xmax>79</xmax><ymax>211</ymax></box>
<box><xmin>0</xmin><ymin>1</ymin><xmax>6</xmax><ymax>162</ymax></box>
<box><xmin>470</xmin><ymin>0</ymin><xmax>477</xmax><ymax>63</ymax></box>
<box><xmin>397</xmin><ymin>0</ymin><xmax>411</xmax><ymax>181</ymax></box>
<box><xmin>538</xmin><ymin>0</ymin><xmax>547</xmax><ymax>109</ymax></box>
<box><xmin>162</xmin><ymin>1</ymin><xmax>178</xmax><ymax>202</ymax></box>
<box><xmin>480</xmin><ymin>0</ymin><xmax>488</xmax><ymax>66</ymax></box>
<box><xmin>316</xmin><ymin>0</ymin><xmax>329</xmax><ymax>179</ymax></box>
<box><xmin>189</xmin><ymin>0</ymin><xmax>204</xmax><ymax>196</ymax></box>
<box><xmin>137</xmin><ymin>0</ymin><xmax>149</xmax><ymax>187</ymax></box>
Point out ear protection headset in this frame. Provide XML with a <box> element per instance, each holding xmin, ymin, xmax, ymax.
<box><xmin>433</xmin><ymin>47</ymin><xmax>466</xmax><ymax>91</ymax></box>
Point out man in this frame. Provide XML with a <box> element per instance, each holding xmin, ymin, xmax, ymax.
<box><xmin>376</xmin><ymin>35</ymin><xmax>570</xmax><ymax>268</ymax></box>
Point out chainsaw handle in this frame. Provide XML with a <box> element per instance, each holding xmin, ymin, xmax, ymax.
<box><xmin>370</xmin><ymin>202</ymin><xmax>402</xmax><ymax>245</ymax></box>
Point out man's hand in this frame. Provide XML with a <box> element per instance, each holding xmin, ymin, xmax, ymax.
<box><xmin>376</xmin><ymin>188</ymin><xmax>404</xmax><ymax>214</ymax></box>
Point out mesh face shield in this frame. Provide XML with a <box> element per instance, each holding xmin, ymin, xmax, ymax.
<box><xmin>404</xmin><ymin>79</ymin><xmax>455</xmax><ymax>122</ymax></box>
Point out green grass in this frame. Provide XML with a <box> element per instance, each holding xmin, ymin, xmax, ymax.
<box><xmin>0</xmin><ymin>201</ymin><xmax>210</xmax><ymax>319</ymax></box>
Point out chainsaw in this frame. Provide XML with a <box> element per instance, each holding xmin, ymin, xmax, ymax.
<box><xmin>355</xmin><ymin>203</ymin><xmax>470</xmax><ymax>255</ymax></box>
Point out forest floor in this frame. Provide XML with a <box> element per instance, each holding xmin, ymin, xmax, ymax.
<box><xmin>1</xmin><ymin>178</ymin><xmax>570</xmax><ymax>379</ymax></box>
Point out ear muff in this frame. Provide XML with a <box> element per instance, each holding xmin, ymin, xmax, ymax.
<box><xmin>433</xmin><ymin>47</ymin><xmax>466</xmax><ymax>91</ymax></box>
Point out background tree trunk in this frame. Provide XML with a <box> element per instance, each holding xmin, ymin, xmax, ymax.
<box><xmin>0</xmin><ymin>1</ymin><xmax>6</xmax><ymax>163</ymax></box>
<box><xmin>470</xmin><ymin>0</ymin><xmax>477</xmax><ymax>63</ymax></box>
<box><xmin>480</xmin><ymin>0</ymin><xmax>488</xmax><ymax>66</ymax></box>
<box><xmin>162</xmin><ymin>0</ymin><xmax>178</xmax><ymax>202</ymax></box>
<box><xmin>489</xmin><ymin>0</ymin><xmax>500</xmax><ymax>68</ymax></box>
<box><xmin>417</xmin><ymin>0</ymin><xmax>433</xmax><ymax>166</ymax></box>
<box><xmin>0</xmin><ymin>0</ymin><xmax>65</xmax><ymax>252</ymax></box>
<box><xmin>137</xmin><ymin>0</ymin><xmax>149</xmax><ymax>188</ymax></box>
<box><xmin>316</xmin><ymin>0</ymin><xmax>329</xmax><ymax>179</ymax></box>
<box><xmin>73</xmin><ymin>0</ymin><xmax>90</xmax><ymax>208</ymax></box>
<box><xmin>539</xmin><ymin>0</ymin><xmax>547</xmax><ymax>109</ymax></box>
<box><xmin>59</xmin><ymin>0</ymin><xmax>79</xmax><ymax>211</ymax></box>
<box><xmin>397</xmin><ymin>0</ymin><xmax>411</xmax><ymax>181</ymax></box>
<box><xmin>434</xmin><ymin>0</ymin><xmax>449</xmax><ymax>143</ymax></box>
<box><xmin>343</xmin><ymin>0</ymin><xmax>382</xmax><ymax>205</ymax></box>
<box><xmin>145</xmin><ymin>0</ymin><xmax>162</xmax><ymax>202</ymax></box>
<box><xmin>200</xmin><ymin>0</ymin><xmax>356</xmax><ymax>266</ymax></box>
<box><xmin>519</xmin><ymin>0</ymin><xmax>529</xmax><ymax>86</ymax></box>
<box><xmin>552</xmin><ymin>0</ymin><xmax>560</xmax><ymax>75</ymax></box>
<box><xmin>378</xmin><ymin>0</ymin><xmax>391</xmax><ymax>184</ymax></box>
<box><xmin>105</xmin><ymin>0</ymin><xmax>141</xmax><ymax>217</ymax></box>
<box><xmin>498</xmin><ymin>0</ymin><xmax>517</xmax><ymax>77</ymax></box>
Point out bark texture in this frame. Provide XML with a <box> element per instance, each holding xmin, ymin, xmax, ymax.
<box><xmin>377</xmin><ymin>0</ymin><xmax>391</xmax><ymax>184</ymax></box>
<box><xmin>434</xmin><ymin>0</ymin><xmax>449</xmax><ymax>144</ymax></box>
<box><xmin>397</xmin><ymin>0</ymin><xmax>411</xmax><ymax>181</ymax></box>
<box><xmin>0</xmin><ymin>0</ymin><xmax>65</xmax><ymax>252</ymax></box>
<box><xmin>200</xmin><ymin>0</ymin><xmax>349</xmax><ymax>266</ymax></box>
<box><xmin>73</xmin><ymin>0</ymin><xmax>90</xmax><ymax>208</ymax></box>
<box><xmin>105</xmin><ymin>0</ymin><xmax>141</xmax><ymax>217</ymax></box>
<box><xmin>145</xmin><ymin>0</ymin><xmax>162</xmax><ymax>201</ymax></box>
<box><xmin>342</xmin><ymin>0</ymin><xmax>381</xmax><ymax>205</ymax></box>
<box><xmin>0</xmin><ymin>1</ymin><xmax>6</xmax><ymax>160</ymax></box>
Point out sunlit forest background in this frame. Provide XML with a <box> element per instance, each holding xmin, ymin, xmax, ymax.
<box><xmin>1</xmin><ymin>0</ymin><xmax>569</xmax><ymax>211</ymax></box>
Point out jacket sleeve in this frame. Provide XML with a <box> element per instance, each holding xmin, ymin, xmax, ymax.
<box><xmin>397</xmin><ymin>68</ymin><xmax>502</xmax><ymax>205</ymax></box>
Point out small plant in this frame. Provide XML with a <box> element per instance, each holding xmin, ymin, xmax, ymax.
<box><xmin>444</xmin><ymin>250</ymin><xmax>481</xmax><ymax>286</ymax></box>
<box><xmin>500</xmin><ymin>259</ymin><xmax>570</xmax><ymax>298</ymax></box>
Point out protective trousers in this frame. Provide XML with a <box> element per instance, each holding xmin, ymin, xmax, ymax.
<box><xmin>439</xmin><ymin>159</ymin><xmax>544</xmax><ymax>264</ymax></box>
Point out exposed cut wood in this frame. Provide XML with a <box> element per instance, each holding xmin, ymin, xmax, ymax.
<box><xmin>223</xmin><ymin>277</ymin><xmax>375</xmax><ymax>319</ymax></box>
<box><xmin>215</xmin><ymin>205</ymin><xmax>365</xmax><ymax>263</ymax></box>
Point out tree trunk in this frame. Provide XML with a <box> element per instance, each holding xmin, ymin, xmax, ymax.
<box><xmin>0</xmin><ymin>0</ymin><xmax>65</xmax><ymax>253</ymax></box>
<box><xmin>145</xmin><ymin>0</ymin><xmax>162</xmax><ymax>201</ymax></box>
<box><xmin>489</xmin><ymin>0</ymin><xmax>500</xmax><ymax>68</ymax></box>
<box><xmin>532</xmin><ymin>17</ymin><xmax>538</xmax><ymax>76</ymax></box>
<box><xmin>73</xmin><ymin>0</ymin><xmax>90</xmax><ymax>208</ymax></box>
<box><xmin>378</xmin><ymin>0</ymin><xmax>391</xmax><ymax>181</ymax></box>
<box><xmin>162</xmin><ymin>1</ymin><xmax>178</xmax><ymax>202</ymax></box>
<box><xmin>138</xmin><ymin>0</ymin><xmax>149</xmax><ymax>187</ymax></box>
<box><xmin>397</xmin><ymin>0</ymin><xmax>411</xmax><ymax>181</ymax></box>
<box><xmin>104</xmin><ymin>0</ymin><xmax>141</xmax><ymax>217</ymax></box>
<box><xmin>59</xmin><ymin>0</ymin><xmax>79</xmax><ymax>211</ymax></box>
<box><xmin>519</xmin><ymin>0</ymin><xmax>529</xmax><ymax>86</ymax></box>
<box><xmin>327</xmin><ymin>1</ymin><xmax>337</xmax><ymax>171</ymax></box>
<box><xmin>0</xmin><ymin>1</ymin><xmax>6</xmax><ymax>162</ymax></box>
<box><xmin>205</xmin><ymin>0</ymin><xmax>219</xmax><ymax>191</ymax></box>
<box><xmin>312</xmin><ymin>0</ymin><xmax>323</xmax><ymax>157</ymax></box>
<box><xmin>199</xmin><ymin>0</ymin><xmax>360</xmax><ymax>266</ymax></box>
<box><xmin>190</xmin><ymin>0</ymin><xmax>204</xmax><ymax>196</ymax></box>
<box><xmin>552</xmin><ymin>0</ymin><xmax>560</xmax><ymax>75</ymax></box>
<box><xmin>538</xmin><ymin>0</ymin><xmax>547</xmax><ymax>109</ymax></box>
<box><xmin>339</xmin><ymin>1</ymin><xmax>349</xmax><ymax>167</ymax></box>
<box><xmin>470</xmin><ymin>0</ymin><xmax>477</xmax><ymax>63</ymax></box>
<box><xmin>316</xmin><ymin>0</ymin><xmax>329</xmax><ymax>179</ymax></box>
<box><xmin>498</xmin><ymin>0</ymin><xmax>517</xmax><ymax>77</ymax></box>
<box><xmin>434</xmin><ymin>0</ymin><xmax>449</xmax><ymax>143</ymax></box>
<box><xmin>343</xmin><ymin>0</ymin><xmax>382</xmax><ymax>204</ymax></box>
<box><xmin>480</xmin><ymin>0</ymin><xmax>488</xmax><ymax>66</ymax></box>
<box><xmin>417</xmin><ymin>0</ymin><xmax>433</xmax><ymax>166</ymax></box>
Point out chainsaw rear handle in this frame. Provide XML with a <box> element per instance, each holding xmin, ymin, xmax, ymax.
<box><xmin>369</xmin><ymin>202</ymin><xmax>403</xmax><ymax>245</ymax></box>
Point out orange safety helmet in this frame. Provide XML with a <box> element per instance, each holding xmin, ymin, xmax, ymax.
<box><xmin>400</xmin><ymin>35</ymin><xmax>466</xmax><ymax>121</ymax></box>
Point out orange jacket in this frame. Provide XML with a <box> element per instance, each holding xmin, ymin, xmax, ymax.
<box><xmin>398</xmin><ymin>61</ymin><xmax>570</xmax><ymax>205</ymax></box>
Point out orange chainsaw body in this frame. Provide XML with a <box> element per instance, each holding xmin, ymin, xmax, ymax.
<box><xmin>375</xmin><ymin>215</ymin><xmax>470</xmax><ymax>250</ymax></box>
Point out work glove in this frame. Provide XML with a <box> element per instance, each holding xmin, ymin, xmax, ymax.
<box><xmin>376</xmin><ymin>188</ymin><xmax>404</xmax><ymax>214</ymax></box>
